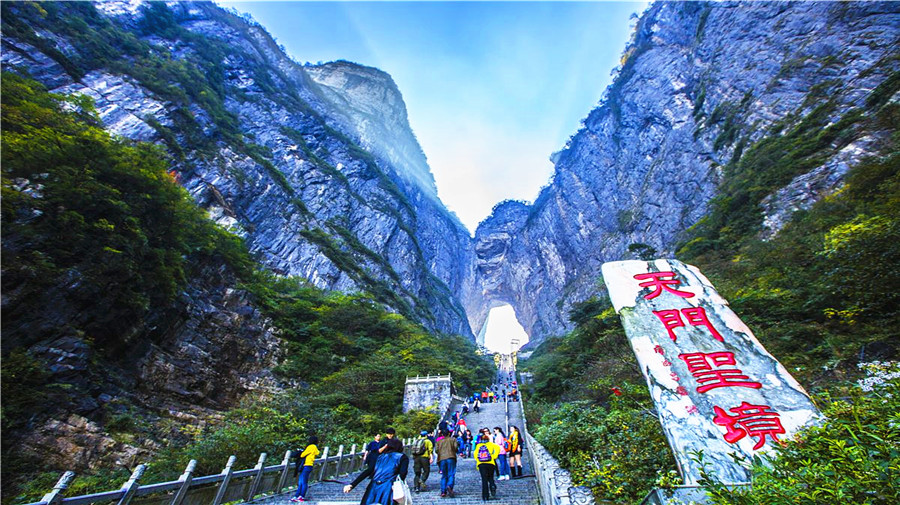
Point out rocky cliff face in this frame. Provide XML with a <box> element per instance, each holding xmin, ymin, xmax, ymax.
<box><xmin>473</xmin><ymin>1</ymin><xmax>899</xmax><ymax>346</ymax></box>
<box><xmin>4</xmin><ymin>1</ymin><xmax>897</xmax><ymax>378</ymax></box>
<box><xmin>2</xmin><ymin>0</ymin><xmax>479</xmax><ymax>474</ymax></box>
<box><xmin>2</xmin><ymin>0</ymin><xmax>477</xmax><ymax>338</ymax></box>
<box><xmin>306</xmin><ymin>61</ymin><xmax>438</xmax><ymax>198</ymax></box>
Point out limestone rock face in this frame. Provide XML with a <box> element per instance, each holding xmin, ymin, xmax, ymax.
<box><xmin>1</xmin><ymin>0</ymin><xmax>476</xmax><ymax>338</ymax></box>
<box><xmin>7</xmin><ymin>255</ymin><xmax>281</xmax><ymax>473</ymax></box>
<box><xmin>21</xmin><ymin>414</ymin><xmax>154</xmax><ymax>472</ymax></box>
<box><xmin>1</xmin><ymin>0</ymin><xmax>478</xmax><ymax>471</ymax></box>
<box><xmin>474</xmin><ymin>1</ymin><xmax>899</xmax><ymax>346</ymax></box>
<box><xmin>306</xmin><ymin>61</ymin><xmax>438</xmax><ymax>197</ymax></box>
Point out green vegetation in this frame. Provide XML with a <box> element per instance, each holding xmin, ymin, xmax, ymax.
<box><xmin>1</xmin><ymin>71</ymin><xmax>246</xmax><ymax>501</ymax></box>
<box><xmin>244</xmin><ymin>271</ymin><xmax>491</xmax><ymax>401</ymax></box>
<box><xmin>1</xmin><ymin>74</ymin><xmax>492</xmax><ymax>503</ymax></box>
<box><xmin>525</xmin><ymin>72</ymin><xmax>899</xmax><ymax>503</ymax></box>
<box><xmin>678</xmin><ymin>101</ymin><xmax>899</xmax><ymax>383</ymax></box>
<box><xmin>523</xmin><ymin>298</ymin><xmax>641</xmax><ymax>405</ymax></box>
<box><xmin>521</xmin><ymin>298</ymin><xmax>677</xmax><ymax>503</ymax></box>
<box><xmin>700</xmin><ymin>362</ymin><xmax>900</xmax><ymax>505</ymax></box>
<box><xmin>1</xmin><ymin>72</ymin><xmax>250</xmax><ymax>353</ymax></box>
<box><xmin>534</xmin><ymin>400</ymin><xmax>676</xmax><ymax>502</ymax></box>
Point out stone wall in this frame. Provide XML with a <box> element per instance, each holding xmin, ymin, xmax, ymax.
<box><xmin>402</xmin><ymin>375</ymin><xmax>453</xmax><ymax>414</ymax></box>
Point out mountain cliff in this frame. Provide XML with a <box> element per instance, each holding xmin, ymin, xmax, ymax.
<box><xmin>4</xmin><ymin>0</ymin><xmax>897</xmax><ymax>361</ymax></box>
<box><xmin>1</xmin><ymin>0</ymin><xmax>483</xmax><ymax>486</ymax></box>
<box><xmin>474</xmin><ymin>1</ymin><xmax>899</xmax><ymax>345</ymax></box>
<box><xmin>1</xmin><ymin>0</ymin><xmax>476</xmax><ymax>338</ymax></box>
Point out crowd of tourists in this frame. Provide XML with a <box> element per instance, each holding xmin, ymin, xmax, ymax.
<box><xmin>471</xmin><ymin>381</ymin><xmax>519</xmax><ymax>404</ymax></box>
<box><xmin>289</xmin><ymin>372</ymin><xmax>525</xmax><ymax>503</ymax></box>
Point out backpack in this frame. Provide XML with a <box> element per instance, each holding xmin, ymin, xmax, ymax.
<box><xmin>412</xmin><ymin>438</ymin><xmax>427</xmax><ymax>456</ymax></box>
<box><xmin>477</xmin><ymin>444</ymin><xmax>492</xmax><ymax>462</ymax></box>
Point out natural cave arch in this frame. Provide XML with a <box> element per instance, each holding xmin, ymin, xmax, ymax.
<box><xmin>474</xmin><ymin>303</ymin><xmax>530</xmax><ymax>352</ymax></box>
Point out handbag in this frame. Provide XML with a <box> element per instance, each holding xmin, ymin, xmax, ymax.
<box><xmin>392</xmin><ymin>476</ymin><xmax>412</xmax><ymax>504</ymax></box>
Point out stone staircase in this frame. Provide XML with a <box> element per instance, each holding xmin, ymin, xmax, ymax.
<box><xmin>254</xmin><ymin>401</ymin><xmax>539</xmax><ymax>504</ymax></box>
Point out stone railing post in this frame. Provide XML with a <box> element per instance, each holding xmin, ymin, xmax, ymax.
<box><xmin>553</xmin><ymin>467</ymin><xmax>572</xmax><ymax>504</ymax></box>
<box><xmin>170</xmin><ymin>460</ymin><xmax>197</xmax><ymax>505</ymax></box>
<box><xmin>317</xmin><ymin>446</ymin><xmax>330</xmax><ymax>481</ymax></box>
<box><xmin>349</xmin><ymin>444</ymin><xmax>358</xmax><ymax>473</ymax></box>
<box><xmin>567</xmin><ymin>486</ymin><xmax>596</xmax><ymax>505</ymax></box>
<box><xmin>246</xmin><ymin>453</ymin><xmax>267</xmax><ymax>501</ymax></box>
<box><xmin>115</xmin><ymin>465</ymin><xmax>145</xmax><ymax>505</ymax></box>
<box><xmin>277</xmin><ymin>450</ymin><xmax>293</xmax><ymax>493</ymax></box>
<box><xmin>212</xmin><ymin>455</ymin><xmax>237</xmax><ymax>505</ymax></box>
<box><xmin>41</xmin><ymin>471</ymin><xmax>75</xmax><ymax>505</ymax></box>
<box><xmin>333</xmin><ymin>445</ymin><xmax>345</xmax><ymax>477</ymax></box>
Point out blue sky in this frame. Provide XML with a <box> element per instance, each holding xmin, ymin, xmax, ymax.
<box><xmin>221</xmin><ymin>1</ymin><xmax>648</xmax><ymax>232</ymax></box>
<box><xmin>219</xmin><ymin>1</ymin><xmax>648</xmax><ymax>346</ymax></box>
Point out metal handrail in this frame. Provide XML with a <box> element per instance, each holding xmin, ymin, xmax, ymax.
<box><xmin>26</xmin><ymin>444</ymin><xmax>374</xmax><ymax>505</ymax></box>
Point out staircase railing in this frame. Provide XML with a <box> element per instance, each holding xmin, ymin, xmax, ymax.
<box><xmin>24</xmin><ymin>439</ymin><xmax>416</xmax><ymax>505</ymax></box>
<box><xmin>514</xmin><ymin>366</ymin><xmax>596</xmax><ymax>505</ymax></box>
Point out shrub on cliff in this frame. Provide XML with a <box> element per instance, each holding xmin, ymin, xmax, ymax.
<box><xmin>1</xmin><ymin>72</ymin><xmax>250</xmax><ymax>354</ymax></box>
<box><xmin>533</xmin><ymin>398</ymin><xmax>676</xmax><ymax>504</ymax></box>
<box><xmin>700</xmin><ymin>362</ymin><xmax>900</xmax><ymax>505</ymax></box>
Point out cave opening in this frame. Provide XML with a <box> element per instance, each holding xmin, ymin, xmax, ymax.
<box><xmin>479</xmin><ymin>304</ymin><xmax>529</xmax><ymax>354</ymax></box>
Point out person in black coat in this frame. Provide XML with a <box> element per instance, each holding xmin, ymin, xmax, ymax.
<box><xmin>344</xmin><ymin>435</ymin><xmax>408</xmax><ymax>504</ymax></box>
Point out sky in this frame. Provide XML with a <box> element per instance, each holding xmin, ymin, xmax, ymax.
<box><xmin>482</xmin><ymin>305</ymin><xmax>530</xmax><ymax>353</ymax></box>
<box><xmin>219</xmin><ymin>1</ymin><xmax>648</xmax><ymax>348</ymax></box>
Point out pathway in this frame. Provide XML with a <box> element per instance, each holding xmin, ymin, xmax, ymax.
<box><xmin>256</xmin><ymin>372</ymin><xmax>538</xmax><ymax>504</ymax></box>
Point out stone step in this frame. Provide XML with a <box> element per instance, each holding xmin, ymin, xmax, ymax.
<box><xmin>255</xmin><ymin>400</ymin><xmax>539</xmax><ymax>505</ymax></box>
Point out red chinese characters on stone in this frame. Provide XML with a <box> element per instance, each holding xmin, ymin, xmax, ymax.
<box><xmin>653</xmin><ymin>307</ymin><xmax>724</xmax><ymax>342</ymax></box>
<box><xmin>654</xmin><ymin>345</ymin><xmax>666</xmax><ymax>355</ymax></box>
<box><xmin>633</xmin><ymin>272</ymin><xmax>695</xmax><ymax>300</ymax></box>
<box><xmin>681</xmin><ymin>307</ymin><xmax>724</xmax><ymax>341</ymax></box>
<box><xmin>654</xmin><ymin>309</ymin><xmax>684</xmax><ymax>341</ymax></box>
<box><xmin>678</xmin><ymin>352</ymin><xmax>762</xmax><ymax>393</ymax></box>
<box><xmin>713</xmin><ymin>402</ymin><xmax>786</xmax><ymax>450</ymax></box>
<box><xmin>685</xmin><ymin>405</ymin><xmax>699</xmax><ymax>414</ymax></box>
<box><xmin>675</xmin><ymin>386</ymin><xmax>690</xmax><ymax>396</ymax></box>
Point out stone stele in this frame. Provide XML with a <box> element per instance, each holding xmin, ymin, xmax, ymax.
<box><xmin>601</xmin><ymin>259</ymin><xmax>822</xmax><ymax>484</ymax></box>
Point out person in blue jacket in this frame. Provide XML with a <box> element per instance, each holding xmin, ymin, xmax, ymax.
<box><xmin>344</xmin><ymin>430</ymin><xmax>409</xmax><ymax>504</ymax></box>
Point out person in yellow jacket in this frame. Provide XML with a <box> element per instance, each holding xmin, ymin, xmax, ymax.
<box><xmin>474</xmin><ymin>433</ymin><xmax>501</xmax><ymax>501</ymax></box>
<box><xmin>291</xmin><ymin>436</ymin><xmax>320</xmax><ymax>502</ymax></box>
<box><xmin>412</xmin><ymin>430</ymin><xmax>434</xmax><ymax>492</ymax></box>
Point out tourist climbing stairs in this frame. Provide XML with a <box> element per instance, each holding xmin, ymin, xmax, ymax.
<box><xmin>253</xmin><ymin>385</ymin><xmax>539</xmax><ymax>504</ymax></box>
<box><xmin>25</xmin><ymin>361</ymin><xmax>588</xmax><ymax>505</ymax></box>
